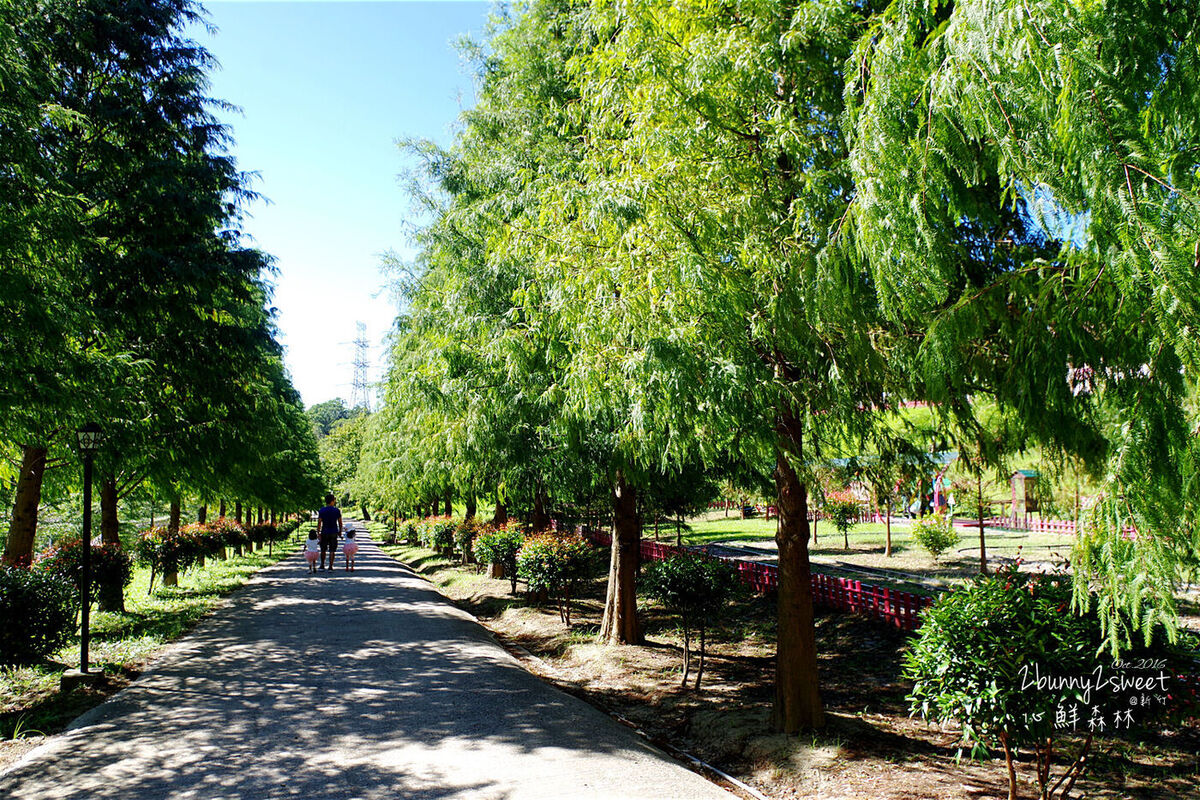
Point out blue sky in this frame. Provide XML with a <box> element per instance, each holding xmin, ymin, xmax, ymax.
<box><xmin>192</xmin><ymin>1</ymin><xmax>490</xmax><ymax>407</ymax></box>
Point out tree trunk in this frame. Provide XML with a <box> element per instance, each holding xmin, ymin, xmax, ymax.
<box><xmin>681</xmin><ymin>623</ymin><xmax>692</xmax><ymax>687</ymax></box>
<box><xmin>198</xmin><ymin>504</ymin><xmax>207</xmax><ymax>524</ymax></box>
<box><xmin>978</xmin><ymin>472</ymin><xmax>988</xmax><ymax>574</ymax></box>
<box><xmin>98</xmin><ymin>475</ymin><xmax>124</xmax><ymax>612</ymax></box>
<box><xmin>532</xmin><ymin>486</ymin><xmax>550</xmax><ymax>531</ymax></box>
<box><xmin>362</xmin><ymin>504</ymin><xmax>371</xmax><ymax>521</ymax></box>
<box><xmin>443</xmin><ymin>487</ymin><xmax>452</xmax><ymax>518</ymax></box>
<box><xmin>465</xmin><ymin>493</ymin><xmax>477</xmax><ymax>521</ymax></box>
<box><xmin>219</xmin><ymin>499</ymin><xmax>226</xmax><ymax>518</ymax></box>
<box><xmin>999</xmin><ymin>732</ymin><xmax>1019</xmax><ymax>800</ymax></box>
<box><xmin>165</xmin><ymin>496</ymin><xmax>181</xmax><ymax>586</ymax></box>
<box><xmin>771</xmin><ymin>446</ymin><xmax>825</xmax><ymax>732</ymax></box>
<box><xmin>3</xmin><ymin>445</ymin><xmax>48</xmax><ymax>567</ymax></box>
<box><xmin>600</xmin><ymin>470</ymin><xmax>643</xmax><ymax>645</ymax></box>
<box><xmin>492</xmin><ymin>498</ymin><xmax>508</xmax><ymax>526</ymax></box>
<box><xmin>885</xmin><ymin>499</ymin><xmax>893</xmax><ymax>558</ymax></box>
<box><xmin>235</xmin><ymin>501</ymin><xmax>242</xmax><ymax>524</ymax></box>
<box><xmin>169</xmin><ymin>497</ymin><xmax>182</xmax><ymax>534</ymax></box>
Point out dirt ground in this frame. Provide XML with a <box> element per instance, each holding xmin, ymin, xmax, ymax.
<box><xmin>384</xmin><ymin>543</ymin><xmax>1200</xmax><ymax>800</ymax></box>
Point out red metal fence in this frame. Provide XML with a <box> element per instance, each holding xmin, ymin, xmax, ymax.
<box><xmin>586</xmin><ymin>530</ymin><xmax>934</xmax><ymax>632</ymax></box>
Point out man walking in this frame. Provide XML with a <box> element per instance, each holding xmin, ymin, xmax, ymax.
<box><xmin>318</xmin><ymin>493</ymin><xmax>343</xmax><ymax>570</ymax></box>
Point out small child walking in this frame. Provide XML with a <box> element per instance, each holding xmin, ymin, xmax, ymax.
<box><xmin>304</xmin><ymin>529</ymin><xmax>320</xmax><ymax>574</ymax></box>
<box><xmin>342</xmin><ymin>529</ymin><xmax>359</xmax><ymax>571</ymax></box>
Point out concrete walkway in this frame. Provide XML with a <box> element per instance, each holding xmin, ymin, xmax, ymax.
<box><xmin>1</xmin><ymin>528</ymin><xmax>734</xmax><ymax>800</ymax></box>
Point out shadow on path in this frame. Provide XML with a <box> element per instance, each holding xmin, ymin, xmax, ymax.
<box><xmin>1</xmin><ymin>531</ymin><xmax>732</xmax><ymax>800</ymax></box>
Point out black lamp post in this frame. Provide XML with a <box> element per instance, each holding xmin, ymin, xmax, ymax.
<box><xmin>77</xmin><ymin>422</ymin><xmax>103</xmax><ymax>674</ymax></box>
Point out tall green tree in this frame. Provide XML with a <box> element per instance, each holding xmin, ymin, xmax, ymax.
<box><xmin>2</xmin><ymin>0</ymin><xmax>321</xmax><ymax>574</ymax></box>
<box><xmin>533</xmin><ymin>0</ymin><xmax>905</xmax><ymax>731</ymax></box>
<box><xmin>845</xmin><ymin>0</ymin><xmax>1200</xmax><ymax>648</ymax></box>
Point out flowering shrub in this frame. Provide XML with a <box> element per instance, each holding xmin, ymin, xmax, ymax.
<box><xmin>516</xmin><ymin>534</ymin><xmax>598</xmax><ymax>625</ymax></box>
<box><xmin>642</xmin><ymin>553</ymin><xmax>741</xmax><ymax>689</ymax></box>
<box><xmin>454</xmin><ymin>518</ymin><xmax>484</xmax><ymax>562</ymax></box>
<box><xmin>209</xmin><ymin>517</ymin><xmax>248</xmax><ymax>551</ymax></box>
<box><xmin>180</xmin><ymin>523</ymin><xmax>221</xmax><ymax>561</ymax></box>
<box><xmin>473</xmin><ymin>523</ymin><xmax>525</xmax><ymax>594</ymax></box>
<box><xmin>35</xmin><ymin>537</ymin><xmax>133</xmax><ymax>605</ymax></box>
<box><xmin>0</xmin><ymin>566</ymin><xmax>76</xmax><ymax>665</ymax></box>
<box><xmin>134</xmin><ymin>527</ymin><xmax>204</xmax><ymax>590</ymax></box>
<box><xmin>911</xmin><ymin>512</ymin><xmax>960</xmax><ymax>561</ymax></box>
<box><xmin>401</xmin><ymin>519</ymin><xmax>419</xmax><ymax>545</ymax></box>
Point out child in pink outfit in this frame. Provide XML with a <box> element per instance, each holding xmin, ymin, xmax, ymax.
<box><xmin>342</xmin><ymin>529</ymin><xmax>359</xmax><ymax>571</ymax></box>
<box><xmin>304</xmin><ymin>530</ymin><xmax>320</xmax><ymax>574</ymax></box>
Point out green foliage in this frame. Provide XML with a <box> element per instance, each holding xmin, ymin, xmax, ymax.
<box><xmin>431</xmin><ymin>519</ymin><xmax>457</xmax><ymax>552</ymax></box>
<box><xmin>904</xmin><ymin>566</ymin><xmax>1187</xmax><ymax>798</ymax></box>
<box><xmin>911</xmin><ymin>513</ymin><xmax>960</xmax><ymax>562</ymax></box>
<box><xmin>34</xmin><ymin>538</ymin><xmax>133</xmax><ymax>605</ymax></box>
<box><xmin>0</xmin><ymin>0</ymin><xmax>323</xmax><ymax>568</ymax></box>
<box><xmin>844</xmin><ymin>0</ymin><xmax>1200</xmax><ymax>649</ymax></box>
<box><xmin>307</xmin><ymin>398</ymin><xmax>354</xmax><ymax>440</ymax></box>
<box><xmin>318</xmin><ymin>412</ymin><xmax>371</xmax><ymax>507</ymax></box>
<box><xmin>642</xmin><ymin>553</ymin><xmax>741</xmax><ymax>689</ymax></box>
<box><xmin>473</xmin><ymin>523</ymin><xmax>526</xmax><ymax>595</ymax></box>
<box><xmin>207</xmin><ymin>517</ymin><xmax>247</xmax><ymax>551</ymax></box>
<box><xmin>134</xmin><ymin>527</ymin><xmax>204</xmax><ymax>585</ymax></box>
<box><xmin>453</xmin><ymin>518</ymin><xmax>484</xmax><ymax>561</ymax></box>
<box><xmin>0</xmin><ymin>567</ymin><xmax>76</xmax><ymax>666</ymax></box>
<box><xmin>516</xmin><ymin>533</ymin><xmax>597</xmax><ymax>625</ymax></box>
<box><xmin>822</xmin><ymin>491</ymin><xmax>860</xmax><ymax>550</ymax></box>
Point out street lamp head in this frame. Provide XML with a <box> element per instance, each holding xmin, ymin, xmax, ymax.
<box><xmin>77</xmin><ymin>422</ymin><xmax>104</xmax><ymax>453</ymax></box>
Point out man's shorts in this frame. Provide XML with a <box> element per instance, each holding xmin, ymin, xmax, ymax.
<box><xmin>319</xmin><ymin>531</ymin><xmax>339</xmax><ymax>555</ymax></box>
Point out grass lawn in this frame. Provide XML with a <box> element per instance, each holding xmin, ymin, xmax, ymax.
<box><xmin>676</xmin><ymin>511</ymin><xmax>1080</xmax><ymax>590</ymax></box>
<box><xmin>0</xmin><ymin>544</ymin><xmax>291</xmax><ymax>759</ymax></box>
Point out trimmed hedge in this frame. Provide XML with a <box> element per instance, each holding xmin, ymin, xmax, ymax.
<box><xmin>0</xmin><ymin>566</ymin><xmax>77</xmax><ymax>666</ymax></box>
<box><xmin>516</xmin><ymin>533</ymin><xmax>598</xmax><ymax>625</ymax></box>
<box><xmin>473</xmin><ymin>523</ymin><xmax>525</xmax><ymax>594</ymax></box>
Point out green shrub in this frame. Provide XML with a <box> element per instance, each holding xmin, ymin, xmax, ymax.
<box><xmin>905</xmin><ymin>566</ymin><xmax>1182</xmax><ymax>800</ymax></box>
<box><xmin>180</xmin><ymin>522</ymin><xmax>222</xmax><ymax>561</ymax></box>
<box><xmin>430</xmin><ymin>518</ymin><xmax>456</xmax><ymax>553</ymax></box>
<box><xmin>473</xmin><ymin>523</ymin><xmax>526</xmax><ymax>594</ymax></box>
<box><xmin>454</xmin><ymin>518</ymin><xmax>483</xmax><ymax>563</ymax></box>
<box><xmin>415</xmin><ymin>518</ymin><xmax>437</xmax><ymax>549</ymax></box>
<box><xmin>34</xmin><ymin>537</ymin><xmax>133</xmax><ymax>605</ymax></box>
<box><xmin>0</xmin><ymin>566</ymin><xmax>77</xmax><ymax>666</ymax></box>
<box><xmin>209</xmin><ymin>517</ymin><xmax>248</xmax><ymax>551</ymax></box>
<box><xmin>516</xmin><ymin>534</ymin><xmax>598</xmax><ymax>625</ymax></box>
<box><xmin>823</xmin><ymin>490</ymin><xmax>860</xmax><ymax>550</ymax></box>
<box><xmin>642</xmin><ymin>554</ymin><xmax>741</xmax><ymax>689</ymax></box>
<box><xmin>402</xmin><ymin>519</ymin><xmax>419</xmax><ymax>545</ymax></box>
<box><xmin>911</xmin><ymin>512</ymin><xmax>960</xmax><ymax>561</ymax></box>
<box><xmin>134</xmin><ymin>527</ymin><xmax>204</xmax><ymax>591</ymax></box>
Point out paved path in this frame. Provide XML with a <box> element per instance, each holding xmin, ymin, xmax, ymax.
<box><xmin>1</xmin><ymin>528</ymin><xmax>734</xmax><ymax>800</ymax></box>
